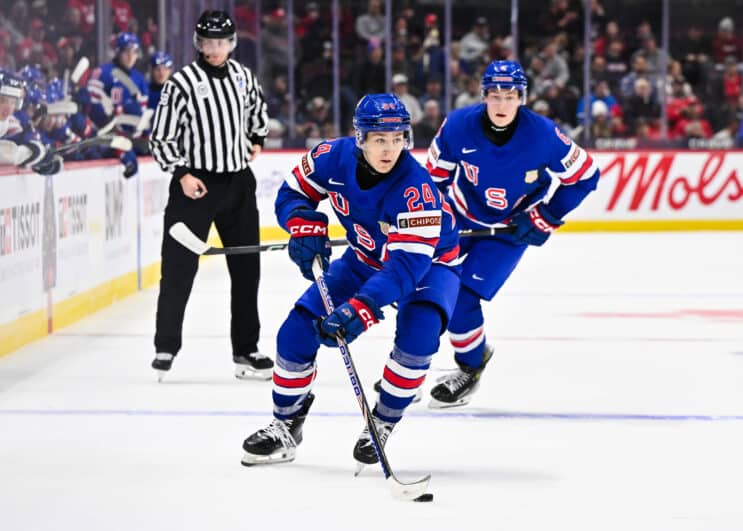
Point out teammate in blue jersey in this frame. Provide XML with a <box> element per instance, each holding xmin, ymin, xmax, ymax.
<box><xmin>147</xmin><ymin>51</ymin><xmax>173</xmax><ymax>110</ymax></box>
<box><xmin>241</xmin><ymin>93</ymin><xmax>462</xmax><ymax>468</ymax></box>
<box><xmin>424</xmin><ymin>60</ymin><xmax>600</xmax><ymax>408</ymax></box>
<box><xmin>0</xmin><ymin>70</ymin><xmax>62</xmax><ymax>175</ymax></box>
<box><xmin>87</xmin><ymin>32</ymin><xmax>148</xmax><ymax>177</ymax></box>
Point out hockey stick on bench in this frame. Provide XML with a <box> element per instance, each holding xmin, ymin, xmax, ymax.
<box><xmin>168</xmin><ymin>221</ymin><xmax>514</xmax><ymax>256</ymax></box>
<box><xmin>51</xmin><ymin>134</ymin><xmax>133</xmax><ymax>157</ymax></box>
<box><xmin>311</xmin><ymin>256</ymin><xmax>432</xmax><ymax>502</ymax></box>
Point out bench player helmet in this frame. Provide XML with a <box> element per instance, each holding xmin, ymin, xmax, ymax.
<box><xmin>0</xmin><ymin>69</ymin><xmax>25</xmax><ymax>111</ymax></box>
<box><xmin>193</xmin><ymin>10</ymin><xmax>237</xmax><ymax>52</ymax></box>
<box><xmin>353</xmin><ymin>93</ymin><xmax>412</xmax><ymax>148</ymax></box>
<box><xmin>115</xmin><ymin>32</ymin><xmax>140</xmax><ymax>53</ymax></box>
<box><xmin>481</xmin><ymin>60</ymin><xmax>528</xmax><ymax>104</ymax></box>
<box><xmin>150</xmin><ymin>51</ymin><xmax>174</xmax><ymax>69</ymax></box>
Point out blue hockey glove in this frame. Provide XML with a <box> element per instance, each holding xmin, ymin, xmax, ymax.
<box><xmin>316</xmin><ymin>294</ymin><xmax>384</xmax><ymax>347</ymax></box>
<box><xmin>286</xmin><ymin>210</ymin><xmax>331</xmax><ymax>281</ymax></box>
<box><xmin>511</xmin><ymin>203</ymin><xmax>564</xmax><ymax>246</ymax></box>
<box><xmin>120</xmin><ymin>150</ymin><xmax>138</xmax><ymax>178</ymax></box>
<box><xmin>73</xmin><ymin>86</ymin><xmax>91</xmax><ymax>107</ymax></box>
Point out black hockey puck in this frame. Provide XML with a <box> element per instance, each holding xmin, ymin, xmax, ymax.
<box><xmin>414</xmin><ymin>493</ymin><xmax>434</xmax><ymax>502</ymax></box>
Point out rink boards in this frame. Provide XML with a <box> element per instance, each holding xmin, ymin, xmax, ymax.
<box><xmin>1</xmin><ymin>149</ymin><xmax>742</xmax><ymax>355</ymax></box>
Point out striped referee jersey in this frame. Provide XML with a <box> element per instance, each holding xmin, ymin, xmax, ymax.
<box><xmin>149</xmin><ymin>58</ymin><xmax>269</xmax><ymax>174</ymax></box>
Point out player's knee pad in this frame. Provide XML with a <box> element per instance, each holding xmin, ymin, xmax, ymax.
<box><xmin>277</xmin><ymin>305</ymin><xmax>320</xmax><ymax>365</ymax></box>
<box><xmin>395</xmin><ymin>301</ymin><xmax>444</xmax><ymax>355</ymax></box>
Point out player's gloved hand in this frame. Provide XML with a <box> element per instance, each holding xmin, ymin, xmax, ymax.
<box><xmin>32</xmin><ymin>153</ymin><xmax>63</xmax><ymax>175</ymax></box>
<box><xmin>120</xmin><ymin>150</ymin><xmax>138</xmax><ymax>178</ymax></box>
<box><xmin>73</xmin><ymin>87</ymin><xmax>91</xmax><ymax>107</ymax></box>
<box><xmin>68</xmin><ymin>112</ymin><xmax>91</xmax><ymax>137</ymax></box>
<box><xmin>511</xmin><ymin>203</ymin><xmax>564</xmax><ymax>246</ymax></box>
<box><xmin>286</xmin><ymin>210</ymin><xmax>331</xmax><ymax>281</ymax></box>
<box><xmin>18</xmin><ymin>140</ymin><xmax>47</xmax><ymax>167</ymax></box>
<box><xmin>316</xmin><ymin>294</ymin><xmax>384</xmax><ymax>347</ymax></box>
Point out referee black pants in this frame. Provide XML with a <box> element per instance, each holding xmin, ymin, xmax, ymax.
<box><xmin>155</xmin><ymin>166</ymin><xmax>260</xmax><ymax>358</ymax></box>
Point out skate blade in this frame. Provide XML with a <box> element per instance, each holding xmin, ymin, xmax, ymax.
<box><xmin>428</xmin><ymin>396</ymin><xmax>472</xmax><ymax>409</ymax></box>
<box><xmin>354</xmin><ymin>462</ymin><xmax>367</xmax><ymax>476</ymax></box>
<box><xmin>241</xmin><ymin>450</ymin><xmax>296</xmax><ymax>466</ymax></box>
<box><xmin>156</xmin><ymin>370</ymin><xmax>167</xmax><ymax>383</ymax></box>
<box><xmin>235</xmin><ymin>366</ymin><xmax>272</xmax><ymax>381</ymax></box>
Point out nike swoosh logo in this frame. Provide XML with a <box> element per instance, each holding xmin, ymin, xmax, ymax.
<box><xmin>415</xmin><ymin>286</ymin><xmax>429</xmax><ymax>292</ymax></box>
<box><xmin>461</xmin><ymin>148</ymin><xmax>477</xmax><ymax>154</ymax></box>
<box><xmin>328</xmin><ymin>178</ymin><xmax>344</xmax><ymax>186</ymax></box>
<box><xmin>472</xmin><ymin>274</ymin><xmax>484</xmax><ymax>281</ymax></box>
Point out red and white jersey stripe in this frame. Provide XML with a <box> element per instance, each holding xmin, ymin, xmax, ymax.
<box><xmin>546</xmin><ymin>143</ymin><xmax>597</xmax><ymax>185</ymax></box>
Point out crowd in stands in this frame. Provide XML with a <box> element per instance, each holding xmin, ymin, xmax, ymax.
<box><xmin>2</xmin><ymin>0</ymin><xmax>743</xmax><ymax>151</ymax></box>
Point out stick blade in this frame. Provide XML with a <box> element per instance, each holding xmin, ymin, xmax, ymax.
<box><xmin>109</xmin><ymin>135</ymin><xmax>133</xmax><ymax>151</ymax></box>
<box><xmin>388</xmin><ymin>474</ymin><xmax>431</xmax><ymax>502</ymax></box>
<box><xmin>168</xmin><ymin>222</ymin><xmax>210</xmax><ymax>255</ymax></box>
<box><xmin>71</xmin><ymin>56</ymin><xmax>89</xmax><ymax>84</ymax></box>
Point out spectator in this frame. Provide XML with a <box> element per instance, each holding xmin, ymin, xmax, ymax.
<box><xmin>454</xmin><ymin>75</ymin><xmax>481</xmax><ymax>109</ymax></box>
<box><xmin>576</xmin><ymin>79</ymin><xmax>621</xmax><ymax>124</ymax></box>
<box><xmin>624</xmin><ymin>77</ymin><xmax>660</xmax><ymax>134</ymax></box>
<box><xmin>540</xmin><ymin>41</ymin><xmax>570</xmax><ymax>89</ymax></box>
<box><xmin>0</xmin><ymin>29</ymin><xmax>15</xmax><ymax>71</ymax></box>
<box><xmin>459</xmin><ymin>17</ymin><xmax>489</xmax><ymax>69</ymax></box>
<box><xmin>671</xmin><ymin>101</ymin><xmax>712</xmax><ymax>139</ymax></box>
<box><xmin>355</xmin><ymin>0</ymin><xmax>385</xmax><ymax>44</ymax></box>
<box><xmin>418</xmin><ymin>76</ymin><xmax>445</xmax><ymax>111</ymax></box>
<box><xmin>111</xmin><ymin>0</ymin><xmax>133</xmax><ymax>33</ymax></box>
<box><xmin>667</xmin><ymin>78</ymin><xmax>697</xmax><ymax>130</ymax></box>
<box><xmin>713</xmin><ymin>16</ymin><xmax>743</xmax><ymax>64</ymax></box>
<box><xmin>260</xmin><ymin>8</ymin><xmax>295</xmax><ymax>81</ymax></box>
<box><xmin>413</xmin><ymin>99</ymin><xmax>442</xmax><ymax>148</ymax></box>
<box><xmin>15</xmin><ymin>18</ymin><xmax>57</xmax><ymax>68</ymax></box>
<box><xmin>353</xmin><ymin>38</ymin><xmax>385</xmax><ymax>96</ymax></box>
<box><xmin>604</xmin><ymin>39</ymin><xmax>628</xmax><ymax>94</ymax></box>
<box><xmin>720</xmin><ymin>56</ymin><xmax>742</xmax><ymax>110</ymax></box>
<box><xmin>391</xmin><ymin>73</ymin><xmax>422</xmax><ymax>125</ymax></box>
<box><xmin>532</xmin><ymin>99</ymin><xmax>551</xmax><ymax>118</ymax></box>
<box><xmin>631</xmin><ymin>36</ymin><xmax>667</xmax><ymax>81</ymax></box>
<box><xmin>620</xmin><ymin>55</ymin><xmax>652</xmax><ymax>99</ymax></box>
<box><xmin>674</xmin><ymin>24</ymin><xmax>712</xmax><ymax>90</ymax></box>
<box><xmin>263</xmin><ymin>118</ymin><xmax>286</xmax><ymax>150</ymax></box>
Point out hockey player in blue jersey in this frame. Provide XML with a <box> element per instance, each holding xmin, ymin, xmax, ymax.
<box><xmin>241</xmin><ymin>93</ymin><xmax>462</xmax><ymax>468</ymax></box>
<box><xmin>147</xmin><ymin>51</ymin><xmax>173</xmax><ymax>110</ymax></box>
<box><xmin>0</xmin><ymin>70</ymin><xmax>62</xmax><ymax>175</ymax></box>
<box><xmin>87</xmin><ymin>32</ymin><xmax>148</xmax><ymax>177</ymax></box>
<box><xmin>424</xmin><ymin>60</ymin><xmax>600</xmax><ymax>408</ymax></box>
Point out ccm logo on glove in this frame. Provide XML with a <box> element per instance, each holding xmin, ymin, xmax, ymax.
<box><xmin>287</xmin><ymin>221</ymin><xmax>328</xmax><ymax>236</ymax></box>
<box><xmin>528</xmin><ymin>208</ymin><xmax>559</xmax><ymax>233</ymax></box>
<box><xmin>349</xmin><ymin>298</ymin><xmax>379</xmax><ymax>330</ymax></box>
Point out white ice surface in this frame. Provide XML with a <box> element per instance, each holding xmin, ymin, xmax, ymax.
<box><xmin>1</xmin><ymin>232</ymin><xmax>743</xmax><ymax>531</ymax></box>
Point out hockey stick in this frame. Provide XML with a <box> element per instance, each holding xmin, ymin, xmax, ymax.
<box><xmin>96</xmin><ymin>114</ymin><xmax>143</xmax><ymax>137</ymax></box>
<box><xmin>112</xmin><ymin>67</ymin><xmax>142</xmax><ymax>97</ymax></box>
<box><xmin>168</xmin><ymin>221</ymin><xmax>515</xmax><ymax>256</ymax></box>
<box><xmin>51</xmin><ymin>134</ymin><xmax>133</xmax><ymax>156</ymax></box>
<box><xmin>311</xmin><ymin>257</ymin><xmax>431</xmax><ymax>502</ymax></box>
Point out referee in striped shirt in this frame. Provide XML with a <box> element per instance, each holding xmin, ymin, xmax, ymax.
<box><xmin>149</xmin><ymin>9</ymin><xmax>273</xmax><ymax>382</ymax></box>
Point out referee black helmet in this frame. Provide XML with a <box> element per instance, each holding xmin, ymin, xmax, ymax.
<box><xmin>193</xmin><ymin>10</ymin><xmax>237</xmax><ymax>52</ymax></box>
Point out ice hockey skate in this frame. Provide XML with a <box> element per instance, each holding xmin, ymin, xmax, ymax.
<box><xmin>373</xmin><ymin>379</ymin><xmax>423</xmax><ymax>403</ymax></box>
<box><xmin>151</xmin><ymin>353</ymin><xmax>175</xmax><ymax>382</ymax></box>
<box><xmin>428</xmin><ymin>344</ymin><xmax>494</xmax><ymax>408</ymax></box>
<box><xmin>241</xmin><ymin>393</ymin><xmax>315</xmax><ymax>466</ymax></box>
<box><xmin>353</xmin><ymin>416</ymin><xmax>395</xmax><ymax>475</ymax></box>
<box><xmin>234</xmin><ymin>352</ymin><xmax>274</xmax><ymax>380</ymax></box>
